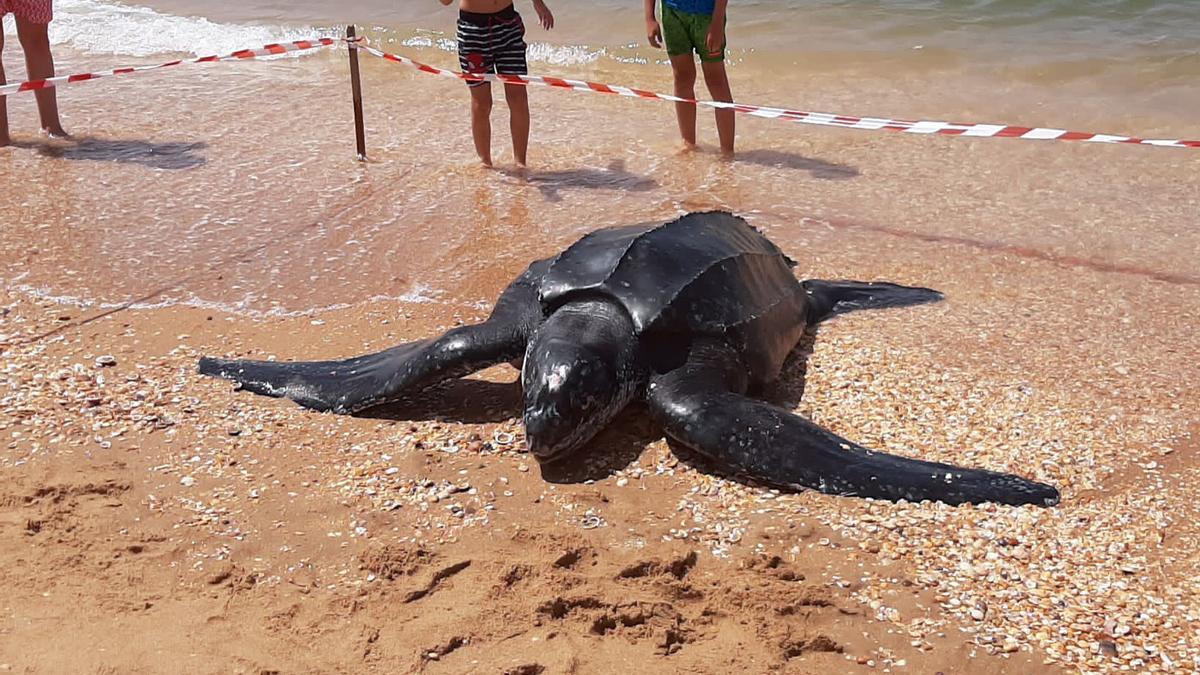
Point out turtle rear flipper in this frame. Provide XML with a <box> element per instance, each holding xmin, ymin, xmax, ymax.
<box><xmin>646</xmin><ymin>339</ymin><xmax>1059</xmax><ymax>507</ymax></box>
<box><xmin>802</xmin><ymin>279</ymin><xmax>944</xmax><ymax>324</ymax></box>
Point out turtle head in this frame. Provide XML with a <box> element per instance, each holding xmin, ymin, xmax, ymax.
<box><xmin>522</xmin><ymin>299</ymin><xmax>641</xmax><ymax>463</ymax></box>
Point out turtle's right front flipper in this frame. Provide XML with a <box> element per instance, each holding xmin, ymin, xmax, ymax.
<box><xmin>200</xmin><ymin>336</ymin><xmax>444</xmax><ymax>414</ymax></box>
<box><xmin>199</xmin><ymin>341</ymin><xmax>430</xmax><ymax>414</ymax></box>
<box><xmin>646</xmin><ymin>340</ymin><xmax>1060</xmax><ymax>507</ymax></box>
<box><xmin>199</xmin><ymin>324</ymin><xmax>526</xmax><ymax>414</ymax></box>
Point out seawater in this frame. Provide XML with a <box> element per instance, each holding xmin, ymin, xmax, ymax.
<box><xmin>8</xmin><ymin>0</ymin><xmax>1199</xmax><ymax>85</ymax></box>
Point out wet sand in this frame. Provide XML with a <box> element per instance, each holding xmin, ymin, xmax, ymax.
<box><xmin>1</xmin><ymin>38</ymin><xmax>1199</xmax><ymax>674</ymax></box>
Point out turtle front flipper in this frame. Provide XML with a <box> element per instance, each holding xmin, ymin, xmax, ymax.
<box><xmin>646</xmin><ymin>340</ymin><xmax>1060</xmax><ymax>507</ymax></box>
<box><xmin>199</xmin><ymin>260</ymin><xmax>549</xmax><ymax>415</ymax></box>
<box><xmin>199</xmin><ymin>328</ymin><xmax>521</xmax><ymax>414</ymax></box>
<box><xmin>200</xmin><ymin>340</ymin><xmax>428</xmax><ymax>413</ymax></box>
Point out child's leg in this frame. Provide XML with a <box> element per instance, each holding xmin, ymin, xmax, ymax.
<box><xmin>504</xmin><ymin>82</ymin><xmax>529</xmax><ymax>167</ymax></box>
<box><xmin>669</xmin><ymin>54</ymin><xmax>698</xmax><ymax>149</ymax></box>
<box><xmin>16</xmin><ymin>16</ymin><xmax>67</xmax><ymax>137</ymax></box>
<box><xmin>700</xmin><ymin>60</ymin><xmax>734</xmax><ymax>157</ymax></box>
<box><xmin>469</xmin><ymin>83</ymin><xmax>494</xmax><ymax>167</ymax></box>
<box><xmin>0</xmin><ymin>30</ymin><xmax>10</xmax><ymax>147</ymax></box>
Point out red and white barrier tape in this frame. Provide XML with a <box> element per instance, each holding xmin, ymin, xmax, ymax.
<box><xmin>0</xmin><ymin>38</ymin><xmax>337</xmax><ymax>97</ymax></box>
<box><xmin>359</xmin><ymin>44</ymin><xmax>1200</xmax><ymax>150</ymax></box>
<box><xmin>3</xmin><ymin>34</ymin><xmax>1193</xmax><ymax>151</ymax></box>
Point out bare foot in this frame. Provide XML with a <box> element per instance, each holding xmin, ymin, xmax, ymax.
<box><xmin>42</xmin><ymin>126</ymin><xmax>71</xmax><ymax>140</ymax></box>
<box><xmin>719</xmin><ymin>148</ymin><xmax>735</xmax><ymax>161</ymax></box>
<box><xmin>0</xmin><ymin>135</ymin><xmax>11</xmax><ymax>148</ymax></box>
<box><xmin>677</xmin><ymin>142</ymin><xmax>699</xmax><ymax>155</ymax></box>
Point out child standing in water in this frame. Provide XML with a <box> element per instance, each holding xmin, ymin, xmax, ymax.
<box><xmin>644</xmin><ymin>0</ymin><xmax>734</xmax><ymax>157</ymax></box>
<box><xmin>438</xmin><ymin>0</ymin><xmax>554</xmax><ymax>168</ymax></box>
<box><xmin>0</xmin><ymin>0</ymin><xmax>69</xmax><ymax>147</ymax></box>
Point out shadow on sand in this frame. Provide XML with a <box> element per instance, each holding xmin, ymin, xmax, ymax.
<box><xmin>502</xmin><ymin>159</ymin><xmax>658</xmax><ymax>203</ymax></box>
<box><xmin>22</xmin><ymin>137</ymin><xmax>208</xmax><ymax>170</ymax></box>
<box><xmin>736</xmin><ymin>149</ymin><xmax>859</xmax><ymax>180</ymax></box>
<box><xmin>357</xmin><ymin>328</ymin><xmax>824</xmax><ymax>490</ymax></box>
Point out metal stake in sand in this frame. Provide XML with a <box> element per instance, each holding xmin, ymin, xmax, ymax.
<box><xmin>347</xmin><ymin>25</ymin><xmax>367</xmax><ymax>161</ymax></box>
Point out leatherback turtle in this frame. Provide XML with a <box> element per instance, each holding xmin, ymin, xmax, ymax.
<box><xmin>199</xmin><ymin>211</ymin><xmax>1059</xmax><ymax>506</ymax></box>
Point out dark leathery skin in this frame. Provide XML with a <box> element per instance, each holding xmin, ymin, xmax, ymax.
<box><xmin>197</xmin><ymin>211</ymin><xmax>1060</xmax><ymax>507</ymax></box>
<box><xmin>646</xmin><ymin>339</ymin><xmax>1060</xmax><ymax>506</ymax></box>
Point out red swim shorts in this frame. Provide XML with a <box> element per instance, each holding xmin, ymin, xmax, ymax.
<box><xmin>0</xmin><ymin>0</ymin><xmax>53</xmax><ymax>24</ymax></box>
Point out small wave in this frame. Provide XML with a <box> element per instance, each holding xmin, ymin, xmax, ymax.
<box><xmin>2</xmin><ymin>283</ymin><xmax>97</xmax><ymax>309</ymax></box>
<box><xmin>122</xmin><ymin>285</ymin><xmax>453</xmax><ymax>318</ymax></box>
<box><xmin>2</xmin><ymin>0</ymin><xmax>335</xmax><ymax>58</ymax></box>
<box><xmin>398</xmin><ymin>32</ymin><xmax>457</xmax><ymax>54</ymax></box>
<box><xmin>397</xmin><ymin>32</ymin><xmax>607</xmax><ymax>67</ymax></box>
<box><xmin>1</xmin><ymin>280</ymin><xmax>481</xmax><ymax>321</ymax></box>
<box><xmin>526</xmin><ymin>42</ymin><xmax>606</xmax><ymax>67</ymax></box>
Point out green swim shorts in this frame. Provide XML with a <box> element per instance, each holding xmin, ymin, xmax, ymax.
<box><xmin>662</xmin><ymin>4</ymin><xmax>725</xmax><ymax>63</ymax></box>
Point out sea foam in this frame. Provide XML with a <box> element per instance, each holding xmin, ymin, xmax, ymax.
<box><xmin>2</xmin><ymin>0</ymin><xmax>333</xmax><ymax>58</ymax></box>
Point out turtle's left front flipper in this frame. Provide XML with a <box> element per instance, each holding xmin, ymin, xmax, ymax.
<box><xmin>646</xmin><ymin>340</ymin><xmax>1060</xmax><ymax>507</ymax></box>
